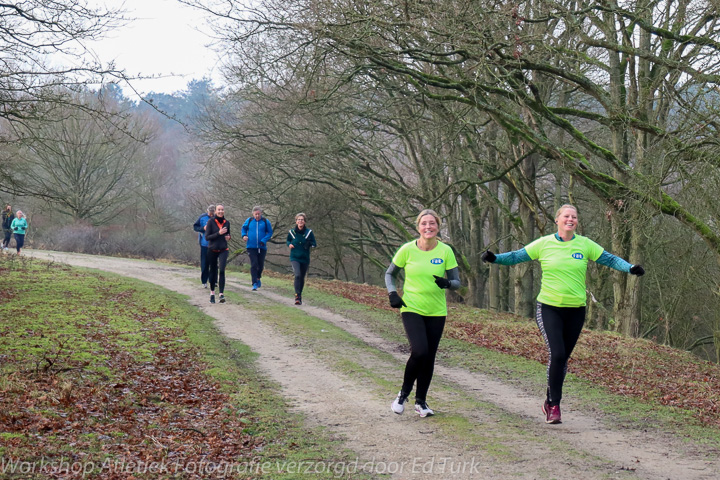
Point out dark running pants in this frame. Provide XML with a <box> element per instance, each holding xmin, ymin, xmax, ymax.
<box><xmin>2</xmin><ymin>230</ymin><xmax>11</xmax><ymax>248</ymax></box>
<box><xmin>400</xmin><ymin>312</ymin><xmax>446</xmax><ymax>402</ymax></box>
<box><xmin>200</xmin><ymin>246</ymin><xmax>210</xmax><ymax>285</ymax></box>
<box><xmin>208</xmin><ymin>249</ymin><xmax>229</xmax><ymax>293</ymax></box>
<box><xmin>291</xmin><ymin>260</ymin><xmax>309</xmax><ymax>296</ymax></box>
<box><xmin>14</xmin><ymin>233</ymin><xmax>24</xmax><ymax>252</ymax></box>
<box><xmin>535</xmin><ymin>302</ymin><xmax>586</xmax><ymax>406</ymax></box>
<box><xmin>248</xmin><ymin>249</ymin><xmax>267</xmax><ymax>285</ymax></box>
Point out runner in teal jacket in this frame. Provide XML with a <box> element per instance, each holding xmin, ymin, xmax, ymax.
<box><xmin>10</xmin><ymin>211</ymin><xmax>28</xmax><ymax>254</ymax></box>
<box><xmin>286</xmin><ymin>213</ymin><xmax>316</xmax><ymax>305</ymax></box>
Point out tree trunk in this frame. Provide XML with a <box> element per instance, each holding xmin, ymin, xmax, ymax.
<box><xmin>514</xmin><ymin>198</ymin><xmax>535</xmax><ymax>318</ymax></box>
<box><xmin>358</xmin><ymin>211</ymin><xmax>365</xmax><ymax>283</ymax></box>
<box><xmin>513</xmin><ymin>154</ymin><xmax>537</xmax><ymax>318</ymax></box>
<box><xmin>488</xmin><ymin>181</ymin><xmax>500</xmax><ymax>311</ymax></box>
<box><xmin>499</xmin><ymin>186</ymin><xmax>512</xmax><ymax>311</ymax></box>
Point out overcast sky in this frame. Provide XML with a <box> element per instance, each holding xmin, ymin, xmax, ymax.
<box><xmin>88</xmin><ymin>0</ymin><xmax>222</xmax><ymax>97</ymax></box>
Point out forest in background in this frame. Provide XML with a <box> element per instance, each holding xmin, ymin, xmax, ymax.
<box><xmin>1</xmin><ymin>0</ymin><xmax>720</xmax><ymax>363</ymax></box>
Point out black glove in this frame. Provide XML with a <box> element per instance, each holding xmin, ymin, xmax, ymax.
<box><xmin>433</xmin><ymin>275</ymin><xmax>451</xmax><ymax>289</ymax></box>
<box><xmin>481</xmin><ymin>250</ymin><xmax>496</xmax><ymax>263</ymax></box>
<box><xmin>629</xmin><ymin>264</ymin><xmax>645</xmax><ymax>276</ymax></box>
<box><xmin>388</xmin><ymin>291</ymin><xmax>406</xmax><ymax>308</ymax></box>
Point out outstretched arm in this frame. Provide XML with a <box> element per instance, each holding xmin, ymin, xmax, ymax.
<box><xmin>596</xmin><ymin>251</ymin><xmax>644</xmax><ymax>276</ymax></box>
<box><xmin>490</xmin><ymin>248</ymin><xmax>532</xmax><ymax>266</ymax></box>
<box><xmin>595</xmin><ymin>251</ymin><xmax>631</xmax><ymax>272</ymax></box>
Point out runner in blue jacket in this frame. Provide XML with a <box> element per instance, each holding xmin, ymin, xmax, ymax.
<box><xmin>193</xmin><ymin>205</ymin><xmax>215</xmax><ymax>288</ymax></box>
<box><xmin>241</xmin><ymin>206</ymin><xmax>273</xmax><ymax>290</ymax></box>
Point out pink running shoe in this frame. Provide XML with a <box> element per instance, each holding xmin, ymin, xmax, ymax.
<box><xmin>542</xmin><ymin>401</ymin><xmax>562</xmax><ymax>424</ymax></box>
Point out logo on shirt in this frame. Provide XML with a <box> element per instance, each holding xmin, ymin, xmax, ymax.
<box><xmin>571</xmin><ymin>252</ymin><xmax>584</xmax><ymax>260</ymax></box>
<box><xmin>430</xmin><ymin>258</ymin><xmax>444</xmax><ymax>265</ymax></box>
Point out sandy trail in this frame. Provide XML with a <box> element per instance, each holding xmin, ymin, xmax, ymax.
<box><xmin>29</xmin><ymin>251</ymin><xmax>720</xmax><ymax>480</ymax></box>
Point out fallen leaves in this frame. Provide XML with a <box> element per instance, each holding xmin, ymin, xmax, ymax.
<box><xmin>0</xmin><ymin>257</ymin><xmax>263</xmax><ymax>478</ymax></box>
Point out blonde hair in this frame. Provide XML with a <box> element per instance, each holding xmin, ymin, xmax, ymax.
<box><xmin>415</xmin><ymin>209</ymin><xmax>441</xmax><ymax>228</ymax></box>
<box><xmin>16</xmin><ymin>210</ymin><xmax>24</xmax><ymax>217</ymax></box>
<box><xmin>295</xmin><ymin>212</ymin><xmax>307</xmax><ymax>221</ymax></box>
<box><xmin>554</xmin><ymin>204</ymin><xmax>577</xmax><ymax>220</ymax></box>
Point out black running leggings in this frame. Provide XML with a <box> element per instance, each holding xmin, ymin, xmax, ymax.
<box><xmin>535</xmin><ymin>302</ymin><xmax>586</xmax><ymax>406</ymax></box>
<box><xmin>400</xmin><ymin>312</ymin><xmax>446</xmax><ymax>402</ymax></box>
<box><xmin>291</xmin><ymin>260</ymin><xmax>309</xmax><ymax>295</ymax></box>
<box><xmin>208</xmin><ymin>249</ymin><xmax>229</xmax><ymax>293</ymax></box>
<box><xmin>14</xmin><ymin>233</ymin><xmax>24</xmax><ymax>252</ymax></box>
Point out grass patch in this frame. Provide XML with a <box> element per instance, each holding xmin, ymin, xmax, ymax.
<box><xmin>0</xmin><ymin>255</ymin><xmax>373</xmax><ymax>479</ymax></box>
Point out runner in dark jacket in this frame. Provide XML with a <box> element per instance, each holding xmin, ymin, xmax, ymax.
<box><xmin>285</xmin><ymin>213</ymin><xmax>316</xmax><ymax>305</ymax></box>
<box><xmin>193</xmin><ymin>205</ymin><xmax>215</xmax><ymax>288</ymax></box>
<box><xmin>205</xmin><ymin>204</ymin><xmax>231</xmax><ymax>304</ymax></box>
<box><xmin>1</xmin><ymin>205</ymin><xmax>13</xmax><ymax>251</ymax></box>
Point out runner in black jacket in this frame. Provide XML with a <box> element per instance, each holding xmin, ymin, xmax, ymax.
<box><xmin>1</xmin><ymin>205</ymin><xmax>13</xmax><ymax>251</ymax></box>
<box><xmin>205</xmin><ymin>204</ymin><xmax>231</xmax><ymax>304</ymax></box>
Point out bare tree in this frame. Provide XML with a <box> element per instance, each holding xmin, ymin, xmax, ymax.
<box><xmin>9</xmin><ymin>92</ymin><xmax>152</xmax><ymax>224</ymax></box>
<box><xmin>188</xmin><ymin>0</ymin><xmax>720</xmax><ymax>357</ymax></box>
<box><xmin>0</xmin><ymin>0</ymin><xmax>126</xmax><ymax>118</ymax></box>
<box><xmin>0</xmin><ymin>0</ymin><xmax>127</xmax><ymax>192</ymax></box>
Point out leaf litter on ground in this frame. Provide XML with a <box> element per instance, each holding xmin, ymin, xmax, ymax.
<box><xmin>0</xmin><ymin>255</ymin><xmax>262</xmax><ymax>479</ymax></box>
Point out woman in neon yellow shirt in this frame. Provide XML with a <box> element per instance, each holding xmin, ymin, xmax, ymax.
<box><xmin>482</xmin><ymin>204</ymin><xmax>644</xmax><ymax>424</ymax></box>
<box><xmin>386</xmin><ymin>209</ymin><xmax>461</xmax><ymax>417</ymax></box>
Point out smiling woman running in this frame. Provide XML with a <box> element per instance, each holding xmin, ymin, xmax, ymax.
<box><xmin>386</xmin><ymin>209</ymin><xmax>461</xmax><ymax>418</ymax></box>
<box><xmin>205</xmin><ymin>204</ymin><xmax>231</xmax><ymax>304</ymax></box>
<box><xmin>482</xmin><ymin>204</ymin><xmax>645</xmax><ymax>424</ymax></box>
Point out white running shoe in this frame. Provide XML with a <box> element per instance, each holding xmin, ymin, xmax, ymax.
<box><xmin>391</xmin><ymin>391</ymin><xmax>409</xmax><ymax>415</ymax></box>
<box><xmin>415</xmin><ymin>401</ymin><xmax>435</xmax><ymax>417</ymax></box>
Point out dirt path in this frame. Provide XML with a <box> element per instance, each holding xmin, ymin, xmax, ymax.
<box><xmin>29</xmin><ymin>251</ymin><xmax>720</xmax><ymax>480</ymax></box>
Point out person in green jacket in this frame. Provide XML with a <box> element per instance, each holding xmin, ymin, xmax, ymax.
<box><xmin>10</xmin><ymin>210</ymin><xmax>28</xmax><ymax>255</ymax></box>
<box><xmin>286</xmin><ymin>213</ymin><xmax>316</xmax><ymax>305</ymax></box>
